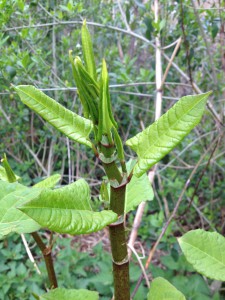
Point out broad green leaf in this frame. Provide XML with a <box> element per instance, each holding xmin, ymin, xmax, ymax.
<box><xmin>0</xmin><ymin>181</ymin><xmax>41</xmax><ymax>237</ymax></box>
<box><xmin>19</xmin><ymin>179</ymin><xmax>117</xmax><ymax>235</ymax></box>
<box><xmin>125</xmin><ymin>160</ymin><xmax>154</xmax><ymax>213</ymax></box>
<box><xmin>14</xmin><ymin>85</ymin><xmax>93</xmax><ymax>147</ymax></box>
<box><xmin>33</xmin><ymin>174</ymin><xmax>61</xmax><ymax>188</ymax></box>
<box><xmin>39</xmin><ymin>288</ymin><xmax>99</xmax><ymax>300</ymax></box>
<box><xmin>178</xmin><ymin>229</ymin><xmax>225</xmax><ymax>281</ymax></box>
<box><xmin>148</xmin><ymin>277</ymin><xmax>186</xmax><ymax>300</ymax></box>
<box><xmin>126</xmin><ymin>92</ymin><xmax>211</xmax><ymax>177</ymax></box>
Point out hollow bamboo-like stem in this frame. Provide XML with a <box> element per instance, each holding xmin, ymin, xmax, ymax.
<box><xmin>100</xmin><ymin>141</ymin><xmax>130</xmax><ymax>300</ymax></box>
<box><xmin>31</xmin><ymin>232</ymin><xmax>58</xmax><ymax>289</ymax></box>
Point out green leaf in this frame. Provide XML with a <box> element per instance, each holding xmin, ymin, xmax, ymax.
<box><xmin>178</xmin><ymin>229</ymin><xmax>225</xmax><ymax>281</ymax></box>
<box><xmin>69</xmin><ymin>51</ymin><xmax>90</xmax><ymax>118</ymax></box>
<box><xmin>148</xmin><ymin>277</ymin><xmax>186</xmax><ymax>300</ymax></box>
<box><xmin>125</xmin><ymin>160</ymin><xmax>154</xmax><ymax>213</ymax></box>
<box><xmin>126</xmin><ymin>92</ymin><xmax>211</xmax><ymax>177</ymax></box>
<box><xmin>0</xmin><ymin>181</ymin><xmax>41</xmax><ymax>237</ymax></box>
<box><xmin>82</xmin><ymin>19</ymin><xmax>97</xmax><ymax>80</ymax></box>
<box><xmin>19</xmin><ymin>179</ymin><xmax>117</xmax><ymax>235</ymax></box>
<box><xmin>1</xmin><ymin>154</ymin><xmax>17</xmax><ymax>182</ymax></box>
<box><xmin>74</xmin><ymin>56</ymin><xmax>99</xmax><ymax>123</ymax></box>
<box><xmin>98</xmin><ymin>59</ymin><xmax>117</xmax><ymax>142</ymax></box>
<box><xmin>33</xmin><ymin>174</ymin><xmax>61</xmax><ymax>188</ymax></box>
<box><xmin>39</xmin><ymin>288</ymin><xmax>99</xmax><ymax>300</ymax></box>
<box><xmin>0</xmin><ymin>166</ymin><xmax>20</xmax><ymax>182</ymax></box>
<box><xmin>14</xmin><ymin>85</ymin><xmax>93</xmax><ymax>147</ymax></box>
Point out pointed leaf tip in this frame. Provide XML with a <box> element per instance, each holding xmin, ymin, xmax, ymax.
<box><xmin>14</xmin><ymin>85</ymin><xmax>93</xmax><ymax>147</ymax></box>
<box><xmin>83</xmin><ymin>19</ymin><xmax>87</xmax><ymax>26</ymax></box>
<box><xmin>81</xmin><ymin>20</ymin><xmax>97</xmax><ymax>80</ymax></box>
<box><xmin>148</xmin><ymin>277</ymin><xmax>186</xmax><ymax>300</ymax></box>
<box><xmin>1</xmin><ymin>153</ymin><xmax>18</xmax><ymax>183</ymax></box>
<box><xmin>126</xmin><ymin>92</ymin><xmax>212</xmax><ymax>177</ymax></box>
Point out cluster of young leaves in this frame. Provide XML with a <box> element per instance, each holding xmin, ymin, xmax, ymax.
<box><xmin>0</xmin><ymin>2</ymin><xmax>222</xmax><ymax>298</ymax></box>
<box><xmin>10</xmin><ymin>20</ymin><xmax>216</xmax><ymax>299</ymax></box>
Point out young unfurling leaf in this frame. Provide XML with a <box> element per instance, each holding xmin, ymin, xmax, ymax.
<box><xmin>98</xmin><ymin>59</ymin><xmax>117</xmax><ymax>142</ymax></box>
<box><xmin>69</xmin><ymin>50</ymin><xmax>89</xmax><ymax>118</ymax></box>
<box><xmin>1</xmin><ymin>154</ymin><xmax>18</xmax><ymax>183</ymax></box>
<box><xmin>74</xmin><ymin>57</ymin><xmax>99</xmax><ymax>124</ymax></box>
<box><xmin>81</xmin><ymin>19</ymin><xmax>97</xmax><ymax>81</ymax></box>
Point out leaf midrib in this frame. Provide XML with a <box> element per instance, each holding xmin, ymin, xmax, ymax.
<box><xmin>135</xmin><ymin>94</ymin><xmax>208</xmax><ymax>159</ymax></box>
<box><xmin>21</xmin><ymin>207</ymin><xmax>92</xmax><ymax>211</ymax></box>
<box><xmin>181</xmin><ymin>239</ymin><xmax>225</xmax><ymax>271</ymax></box>
<box><xmin>16</xmin><ymin>86</ymin><xmax>92</xmax><ymax>140</ymax></box>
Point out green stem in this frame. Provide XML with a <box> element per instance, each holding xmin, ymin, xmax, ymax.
<box><xmin>100</xmin><ymin>140</ymin><xmax>130</xmax><ymax>300</ymax></box>
<box><xmin>31</xmin><ymin>232</ymin><xmax>58</xmax><ymax>289</ymax></box>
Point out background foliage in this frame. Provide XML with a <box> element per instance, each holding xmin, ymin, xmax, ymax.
<box><xmin>0</xmin><ymin>0</ymin><xmax>225</xmax><ymax>299</ymax></box>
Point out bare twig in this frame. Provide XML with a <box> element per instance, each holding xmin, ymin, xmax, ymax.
<box><xmin>179</xmin><ymin>132</ymin><xmax>222</xmax><ymax>218</ymax></box>
<box><xmin>2</xmin><ymin>19</ymin><xmax>221</xmax><ymax>123</ymax></box>
<box><xmin>127</xmin><ymin>244</ymin><xmax>150</xmax><ymax>289</ymax></box>
<box><xmin>131</xmin><ymin>133</ymin><xmax>221</xmax><ymax>298</ymax></box>
<box><xmin>21</xmin><ymin>234</ymin><xmax>41</xmax><ymax>275</ymax></box>
<box><xmin>128</xmin><ymin>0</ymin><xmax>162</xmax><ymax>261</ymax></box>
<box><xmin>160</xmin><ymin>37</ymin><xmax>182</xmax><ymax>89</ymax></box>
<box><xmin>23</xmin><ymin>142</ymin><xmax>48</xmax><ymax>175</ymax></box>
<box><xmin>147</xmin><ymin>137</ymin><xmax>220</xmax><ymax>266</ymax></box>
<box><xmin>31</xmin><ymin>232</ymin><xmax>58</xmax><ymax>289</ymax></box>
<box><xmin>117</xmin><ymin>0</ymin><xmax>131</xmax><ymax>32</ymax></box>
<box><xmin>190</xmin><ymin>0</ymin><xmax>218</xmax><ymax>88</ymax></box>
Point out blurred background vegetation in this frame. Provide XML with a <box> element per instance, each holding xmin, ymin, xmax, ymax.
<box><xmin>0</xmin><ymin>0</ymin><xmax>224</xmax><ymax>299</ymax></box>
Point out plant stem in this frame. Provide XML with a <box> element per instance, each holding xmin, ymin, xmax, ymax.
<box><xmin>31</xmin><ymin>232</ymin><xmax>58</xmax><ymax>289</ymax></box>
<box><xmin>100</xmin><ymin>141</ymin><xmax>130</xmax><ymax>300</ymax></box>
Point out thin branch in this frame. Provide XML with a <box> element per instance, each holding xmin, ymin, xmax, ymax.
<box><xmin>178</xmin><ymin>133</ymin><xmax>222</xmax><ymax>219</ymax></box>
<box><xmin>21</xmin><ymin>234</ymin><xmax>41</xmax><ymax>275</ymax></box>
<box><xmin>160</xmin><ymin>37</ymin><xmax>182</xmax><ymax>50</ymax></box>
<box><xmin>0</xmin><ymin>102</ymin><xmax>11</xmax><ymax>124</ymax></box>
<box><xmin>23</xmin><ymin>142</ymin><xmax>48</xmax><ymax>175</ymax></box>
<box><xmin>128</xmin><ymin>0</ymin><xmax>164</xmax><ymax>261</ymax></box>
<box><xmin>131</xmin><ymin>133</ymin><xmax>222</xmax><ymax>298</ymax></box>
<box><xmin>31</xmin><ymin>232</ymin><xmax>58</xmax><ymax>289</ymax></box>
<box><xmin>190</xmin><ymin>0</ymin><xmax>218</xmax><ymax>87</ymax></box>
<box><xmin>3</xmin><ymin>20</ymin><xmax>220</xmax><ymax>123</ymax></box>
<box><xmin>117</xmin><ymin>0</ymin><xmax>131</xmax><ymax>32</ymax></box>
<box><xmin>158</xmin><ymin>130</ymin><xmax>217</xmax><ymax>173</ymax></box>
<box><xmin>148</xmin><ymin>138</ymin><xmax>220</xmax><ymax>266</ymax></box>
<box><xmin>160</xmin><ymin>37</ymin><xmax>182</xmax><ymax>89</ymax></box>
<box><xmin>127</xmin><ymin>244</ymin><xmax>150</xmax><ymax>289</ymax></box>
